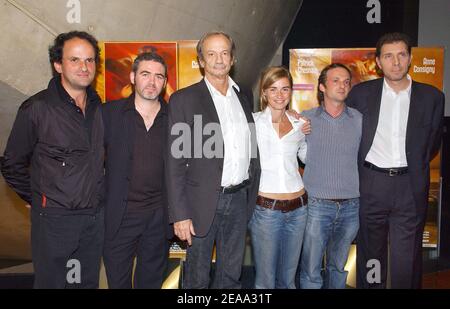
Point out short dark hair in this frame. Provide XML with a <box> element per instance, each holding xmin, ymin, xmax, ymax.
<box><xmin>375</xmin><ymin>32</ymin><xmax>412</xmax><ymax>58</ymax></box>
<box><xmin>317</xmin><ymin>63</ymin><xmax>352</xmax><ymax>104</ymax></box>
<box><xmin>49</xmin><ymin>31</ymin><xmax>100</xmax><ymax>65</ymax></box>
<box><xmin>132</xmin><ymin>52</ymin><xmax>168</xmax><ymax>77</ymax></box>
<box><xmin>196</xmin><ymin>31</ymin><xmax>236</xmax><ymax>62</ymax></box>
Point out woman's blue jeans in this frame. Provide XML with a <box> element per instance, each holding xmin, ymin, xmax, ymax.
<box><xmin>249</xmin><ymin>201</ymin><xmax>307</xmax><ymax>289</ymax></box>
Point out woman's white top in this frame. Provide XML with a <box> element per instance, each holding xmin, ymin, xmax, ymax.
<box><xmin>253</xmin><ymin>108</ymin><xmax>307</xmax><ymax>194</ymax></box>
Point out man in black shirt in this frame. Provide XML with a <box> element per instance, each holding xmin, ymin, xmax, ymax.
<box><xmin>1</xmin><ymin>31</ymin><xmax>104</xmax><ymax>288</ymax></box>
<box><xmin>102</xmin><ymin>52</ymin><xmax>171</xmax><ymax>288</ymax></box>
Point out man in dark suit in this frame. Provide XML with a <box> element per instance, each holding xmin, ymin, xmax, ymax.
<box><xmin>167</xmin><ymin>31</ymin><xmax>260</xmax><ymax>288</ymax></box>
<box><xmin>102</xmin><ymin>52</ymin><xmax>171</xmax><ymax>288</ymax></box>
<box><xmin>346</xmin><ymin>32</ymin><xmax>444</xmax><ymax>288</ymax></box>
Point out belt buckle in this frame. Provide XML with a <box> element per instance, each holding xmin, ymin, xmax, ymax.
<box><xmin>276</xmin><ymin>200</ymin><xmax>290</xmax><ymax>213</ymax></box>
<box><xmin>389</xmin><ymin>169</ymin><xmax>398</xmax><ymax>176</ymax></box>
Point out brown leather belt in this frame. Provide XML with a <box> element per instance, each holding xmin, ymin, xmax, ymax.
<box><xmin>256</xmin><ymin>193</ymin><xmax>308</xmax><ymax>212</ymax></box>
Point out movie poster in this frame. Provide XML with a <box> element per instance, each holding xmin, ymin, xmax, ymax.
<box><xmin>290</xmin><ymin>47</ymin><xmax>445</xmax><ymax>248</ymax></box>
<box><xmin>177</xmin><ymin>40</ymin><xmax>203</xmax><ymax>90</ymax></box>
<box><xmin>95</xmin><ymin>42</ymin><xmax>177</xmax><ymax>103</ymax></box>
<box><xmin>95</xmin><ymin>41</ymin><xmax>202</xmax><ymax>103</ymax></box>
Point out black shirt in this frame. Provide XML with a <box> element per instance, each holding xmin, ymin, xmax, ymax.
<box><xmin>126</xmin><ymin>100</ymin><xmax>167</xmax><ymax>211</ymax></box>
<box><xmin>55</xmin><ymin>75</ymin><xmax>98</xmax><ymax>142</ymax></box>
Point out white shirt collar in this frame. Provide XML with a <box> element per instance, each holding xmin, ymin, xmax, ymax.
<box><xmin>204</xmin><ymin>76</ymin><xmax>240</xmax><ymax>97</ymax></box>
<box><xmin>383</xmin><ymin>74</ymin><xmax>412</xmax><ymax>95</ymax></box>
<box><xmin>260</xmin><ymin>107</ymin><xmax>305</xmax><ymax>127</ymax></box>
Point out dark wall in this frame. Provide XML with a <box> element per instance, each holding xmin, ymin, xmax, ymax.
<box><xmin>283</xmin><ymin>0</ymin><xmax>419</xmax><ymax>66</ymax></box>
<box><xmin>440</xmin><ymin>119</ymin><xmax>450</xmax><ymax>259</ymax></box>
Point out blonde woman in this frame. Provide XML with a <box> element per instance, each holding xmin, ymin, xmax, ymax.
<box><xmin>249</xmin><ymin>66</ymin><xmax>307</xmax><ymax>289</ymax></box>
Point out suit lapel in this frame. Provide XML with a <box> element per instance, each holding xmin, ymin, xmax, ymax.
<box><xmin>361</xmin><ymin>78</ymin><xmax>383</xmax><ymax>160</ymax></box>
<box><xmin>198</xmin><ymin>80</ymin><xmax>221</xmax><ymax>124</ymax></box>
<box><xmin>121</xmin><ymin>95</ymin><xmax>136</xmax><ymax>157</ymax></box>
<box><xmin>198</xmin><ymin>79</ymin><xmax>254</xmax><ymax>124</ymax></box>
<box><xmin>405</xmin><ymin>81</ymin><xmax>422</xmax><ymax>153</ymax></box>
<box><xmin>233</xmin><ymin>86</ymin><xmax>254</xmax><ymax>124</ymax></box>
<box><xmin>368</xmin><ymin>79</ymin><xmax>383</xmax><ymax>142</ymax></box>
<box><xmin>233</xmin><ymin>85</ymin><xmax>259</xmax><ymax>169</ymax></box>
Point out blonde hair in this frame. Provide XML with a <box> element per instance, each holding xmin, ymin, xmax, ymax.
<box><xmin>259</xmin><ymin>66</ymin><xmax>293</xmax><ymax>111</ymax></box>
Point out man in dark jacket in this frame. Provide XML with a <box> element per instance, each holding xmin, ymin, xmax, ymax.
<box><xmin>102</xmin><ymin>52</ymin><xmax>171</xmax><ymax>289</ymax></box>
<box><xmin>1</xmin><ymin>31</ymin><xmax>104</xmax><ymax>288</ymax></box>
<box><xmin>346</xmin><ymin>32</ymin><xmax>444</xmax><ymax>288</ymax></box>
<box><xmin>167</xmin><ymin>32</ymin><xmax>260</xmax><ymax>289</ymax></box>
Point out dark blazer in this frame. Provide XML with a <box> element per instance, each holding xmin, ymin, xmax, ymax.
<box><xmin>167</xmin><ymin>79</ymin><xmax>261</xmax><ymax>237</ymax></box>
<box><xmin>346</xmin><ymin>78</ymin><xmax>445</xmax><ymax>210</ymax></box>
<box><xmin>101</xmin><ymin>94</ymin><xmax>172</xmax><ymax>240</ymax></box>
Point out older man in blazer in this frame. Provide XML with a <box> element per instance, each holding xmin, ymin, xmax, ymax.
<box><xmin>346</xmin><ymin>32</ymin><xmax>444</xmax><ymax>289</ymax></box>
<box><xmin>167</xmin><ymin>31</ymin><xmax>260</xmax><ymax>289</ymax></box>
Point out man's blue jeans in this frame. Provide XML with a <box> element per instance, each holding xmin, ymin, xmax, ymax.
<box><xmin>299</xmin><ymin>197</ymin><xmax>359</xmax><ymax>289</ymax></box>
<box><xmin>249</xmin><ymin>201</ymin><xmax>307</xmax><ymax>289</ymax></box>
<box><xmin>184</xmin><ymin>187</ymin><xmax>248</xmax><ymax>289</ymax></box>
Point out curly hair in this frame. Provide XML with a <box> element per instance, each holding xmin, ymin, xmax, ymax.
<box><xmin>48</xmin><ymin>31</ymin><xmax>100</xmax><ymax>65</ymax></box>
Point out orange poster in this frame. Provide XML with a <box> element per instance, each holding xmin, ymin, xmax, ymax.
<box><xmin>290</xmin><ymin>47</ymin><xmax>444</xmax><ymax>112</ymax></box>
<box><xmin>95</xmin><ymin>42</ymin><xmax>177</xmax><ymax>103</ymax></box>
<box><xmin>95</xmin><ymin>41</ymin><xmax>202</xmax><ymax>102</ymax></box>
<box><xmin>178</xmin><ymin>40</ymin><xmax>202</xmax><ymax>90</ymax></box>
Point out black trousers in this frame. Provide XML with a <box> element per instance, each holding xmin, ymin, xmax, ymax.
<box><xmin>356</xmin><ymin>167</ymin><xmax>427</xmax><ymax>289</ymax></box>
<box><xmin>30</xmin><ymin>207</ymin><xmax>104</xmax><ymax>289</ymax></box>
<box><xmin>103</xmin><ymin>206</ymin><xmax>169</xmax><ymax>289</ymax></box>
